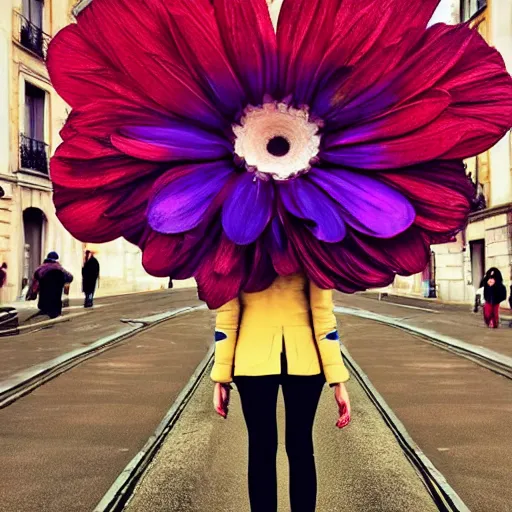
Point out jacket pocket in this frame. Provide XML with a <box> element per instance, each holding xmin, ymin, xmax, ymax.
<box><xmin>235</xmin><ymin>326</ymin><xmax>279</xmax><ymax>370</ymax></box>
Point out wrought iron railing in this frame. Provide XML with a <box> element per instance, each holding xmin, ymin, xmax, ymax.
<box><xmin>14</xmin><ymin>11</ymin><xmax>51</xmax><ymax>60</ymax></box>
<box><xmin>20</xmin><ymin>134</ymin><xmax>49</xmax><ymax>175</ymax></box>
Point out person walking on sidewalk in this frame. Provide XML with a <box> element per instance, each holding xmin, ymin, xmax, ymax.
<box><xmin>481</xmin><ymin>268</ymin><xmax>507</xmax><ymax>328</ymax></box>
<box><xmin>211</xmin><ymin>274</ymin><xmax>351</xmax><ymax>512</ymax></box>
<box><xmin>82</xmin><ymin>250</ymin><xmax>100</xmax><ymax>308</ymax></box>
<box><xmin>0</xmin><ymin>262</ymin><xmax>7</xmax><ymax>304</ymax></box>
<box><xmin>30</xmin><ymin>252</ymin><xmax>74</xmax><ymax>319</ymax></box>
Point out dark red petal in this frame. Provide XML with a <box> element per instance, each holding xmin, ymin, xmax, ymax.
<box><xmin>244</xmin><ymin>240</ymin><xmax>278</xmax><ymax>293</ymax></box>
<box><xmin>351</xmin><ymin>228</ymin><xmax>431</xmax><ymax>276</ymax></box>
<box><xmin>266</xmin><ymin>216</ymin><xmax>302</xmax><ymax>276</ymax></box>
<box><xmin>196</xmin><ymin>234</ymin><xmax>246</xmax><ymax>309</ymax></box>
<box><xmin>214</xmin><ymin>0</ymin><xmax>277</xmax><ymax>103</ymax></box>
<box><xmin>379</xmin><ymin>161</ymin><xmax>472</xmax><ymax>234</ymax></box>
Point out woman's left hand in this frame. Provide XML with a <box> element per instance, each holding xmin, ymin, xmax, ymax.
<box><xmin>333</xmin><ymin>383</ymin><xmax>351</xmax><ymax>429</ymax></box>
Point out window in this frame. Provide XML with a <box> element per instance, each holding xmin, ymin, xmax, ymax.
<box><xmin>23</xmin><ymin>0</ymin><xmax>43</xmax><ymax>29</ymax></box>
<box><xmin>19</xmin><ymin>0</ymin><xmax>48</xmax><ymax>58</ymax></box>
<box><xmin>20</xmin><ymin>83</ymin><xmax>49</xmax><ymax>174</ymax></box>
<box><xmin>460</xmin><ymin>0</ymin><xmax>487</xmax><ymax>21</ymax></box>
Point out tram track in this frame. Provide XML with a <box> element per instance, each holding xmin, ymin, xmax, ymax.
<box><xmin>335</xmin><ymin>306</ymin><xmax>512</xmax><ymax>380</ymax></box>
<box><xmin>0</xmin><ymin>305</ymin><xmax>206</xmax><ymax>409</ymax></box>
<box><xmin>96</xmin><ymin>307</ymin><xmax>497</xmax><ymax>512</ymax></box>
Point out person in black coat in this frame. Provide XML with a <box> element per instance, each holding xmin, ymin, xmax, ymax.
<box><xmin>481</xmin><ymin>267</ymin><xmax>507</xmax><ymax>328</ymax></box>
<box><xmin>31</xmin><ymin>252</ymin><xmax>74</xmax><ymax>319</ymax></box>
<box><xmin>82</xmin><ymin>250</ymin><xmax>100</xmax><ymax>308</ymax></box>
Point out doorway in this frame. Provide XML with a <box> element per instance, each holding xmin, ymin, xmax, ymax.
<box><xmin>23</xmin><ymin>207</ymin><xmax>45</xmax><ymax>281</ymax></box>
<box><xmin>470</xmin><ymin>240</ymin><xmax>485</xmax><ymax>288</ymax></box>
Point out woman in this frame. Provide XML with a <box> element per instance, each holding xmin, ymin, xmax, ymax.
<box><xmin>481</xmin><ymin>268</ymin><xmax>507</xmax><ymax>328</ymax></box>
<box><xmin>211</xmin><ymin>274</ymin><xmax>351</xmax><ymax>512</ymax></box>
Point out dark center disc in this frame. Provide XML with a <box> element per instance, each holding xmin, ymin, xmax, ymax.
<box><xmin>267</xmin><ymin>136</ymin><xmax>290</xmax><ymax>157</ymax></box>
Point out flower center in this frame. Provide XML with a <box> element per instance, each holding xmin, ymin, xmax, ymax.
<box><xmin>267</xmin><ymin>136</ymin><xmax>290</xmax><ymax>157</ymax></box>
<box><xmin>233</xmin><ymin>102</ymin><xmax>321</xmax><ymax>181</ymax></box>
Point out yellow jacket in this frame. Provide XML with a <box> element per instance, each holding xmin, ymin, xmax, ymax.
<box><xmin>211</xmin><ymin>274</ymin><xmax>350</xmax><ymax>385</ymax></box>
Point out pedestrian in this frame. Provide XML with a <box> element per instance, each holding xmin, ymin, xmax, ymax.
<box><xmin>168</xmin><ymin>277</ymin><xmax>173</xmax><ymax>289</ymax></box>
<box><xmin>30</xmin><ymin>251</ymin><xmax>73</xmax><ymax>319</ymax></box>
<box><xmin>508</xmin><ymin>285</ymin><xmax>512</xmax><ymax>328</ymax></box>
<box><xmin>211</xmin><ymin>275</ymin><xmax>351</xmax><ymax>512</ymax></box>
<box><xmin>82</xmin><ymin>250</ymin><xmax>100</xmax><ymax>308</ymax></box>
<box><xmin>0</xmin><ymin>262</ymin><xmax>7</xmax><ymax>304</ymax></box>
<box><xmin>481</xmin><ymin>268</ymin><xmax>507</xmax><ymax>328</ymax></box>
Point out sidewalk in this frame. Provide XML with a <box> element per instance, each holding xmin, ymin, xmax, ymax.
<box><xmin>361</xmin><ymin>290</ymin><xmax>512</xmax><ymax>320</ymax></box>
<box><xmin>124</xmin><ymin>371</ymin><xmax>439</xmax><ymax>512</ymax></box>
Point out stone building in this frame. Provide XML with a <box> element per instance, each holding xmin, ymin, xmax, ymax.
<box><xmin>392</xmin><ymin>0</ymin><xmax>512</xmax><ymax>307</ymax></box>
<box><xmin>0</xmin><ymin>0</ymin><xmax>175</xmax><ymax>303</ymax></box>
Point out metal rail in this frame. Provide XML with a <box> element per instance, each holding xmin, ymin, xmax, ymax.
<box><xmin>341</xmin><ymin>346</ymin><xmax>471</xmax><ymax>512</ymax></box>
<box><xmin>334</xmin><ymin>306</ymin><xmax>512</xmax><ymax>380</ymax></box>
<box><xmin>0</xmin><ymin>306</ymin><xmax>205</xmax><ymax>409</ymax></box>
<box><xmin>94</xmin><ymin>347</ymin><xmax>214</xmax><ymax>512</ymax></box>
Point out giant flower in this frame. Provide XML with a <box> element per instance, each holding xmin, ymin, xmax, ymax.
<box><xmin>47</xmin><ymin>0</ymin><xmax>512</xmax><ymax>308</ymax></box>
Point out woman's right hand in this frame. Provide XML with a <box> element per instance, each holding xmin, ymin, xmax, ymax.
<box><xmin>213</xmin><ymin>382</ymin><xmax>231</xmax><ymax>419</ymax></box>
<box><xmin>333</xmin><ymin>383</ymin><xmax>351</xmax><ymax>429</ymax></box>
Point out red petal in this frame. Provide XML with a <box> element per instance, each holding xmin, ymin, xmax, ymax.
<box><xmin>51</xmin><ymin>136</ymin><xmax>162</xmax><ymax>189</ymax></box>
<box><xmin>326</xmin><ymin>89</ymin><xmax>451</xmax><ymax>146</ymax></box>
<box><xmin>47</xmin><ymin>25</ymin><xmax>148</xmax><ymax>109</ymax></box>
<box><xmin>56</xmin><ymin>191</ymin><xmax>122</xmax><ymax>243</ymax></box>
<box><xmin>277</xmin><ymin>0</ymin><xmax>342</xmax><ymax>103</ymax></box>
<box><xmin>54</xmin><ymin>1</ymin><xmax>224</xmax><ymax>127</ymax></box>
<box><xmin>214</xmin><ymin>0</ymin><xmax>277</xmax><ymax>103</ymax></box>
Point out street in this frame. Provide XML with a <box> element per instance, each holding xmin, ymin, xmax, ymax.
<box><xmin>0</xmin><ymin>289</ymin><xmax>511</xmax><ymax>512</ymax></box>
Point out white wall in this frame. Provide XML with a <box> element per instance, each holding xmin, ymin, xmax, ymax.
<box><xmin>429</xmin><ymin>0</ymin><xmax>460</xmax><ymax>24</ymax></box>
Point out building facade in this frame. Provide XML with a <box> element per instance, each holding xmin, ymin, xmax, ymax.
<box><xmin>393</xmin><ymin>0</ymin><xmax>512</xmax><ymax>307</ymax></box>
<box><xmin>0</xmin><ymin>0</ymin><xmax>178</xmax><ymax>303</ymax></box>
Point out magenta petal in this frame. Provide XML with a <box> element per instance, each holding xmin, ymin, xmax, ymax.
<box><xmin>148</xmin><ymin>162</ymin><xmax>233</xmax><ymax>234</ymax></box>
<box><xmin>222</xmin><ymin>173</ymin><xmax>274</xmax><ymax>245</ymax></box>
<box><xmin>279</xmin><ymin>178</ymin><xmax>346</xmax><ymax>243</ymax></box>
<box><xmin>112</xmin><ymin>124</ymin><xmax>231</xmax><ymax>162</ymax></box>
<box><xmin>310</xmin><ymin>169</ymin><xmax>415</xmax><ymax>238</ymax></box>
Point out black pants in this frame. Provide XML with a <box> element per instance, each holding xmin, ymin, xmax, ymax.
<box><xmin>234</xmin><ymin>357</ymin><xmax>325</xmax><ymax>512</ymax></box>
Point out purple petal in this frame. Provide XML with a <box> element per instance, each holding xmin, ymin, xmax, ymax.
<box><xmin>148</xmin><ymin>162</ymin><xmax>233</xmax><ymax>234</ymax></box>
<box><xmin>279</xmin><ymin>178</ymin><xmax>347</xmax><ymax>243</ymax></box>
<box><xmin>222</xmin><ymin>173</ymin><xmax>274</xmax><ymax>245</ymax></box>
<box><xmin>112</xmin><ymin>123</ymin><xmax>231</xmax><ymax>162</ymax></box>
<box><xmin>309</xmin><ymin>168</ymin><xmax>415</xmax><ymax>238</ymax></box>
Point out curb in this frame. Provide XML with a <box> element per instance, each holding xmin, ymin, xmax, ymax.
<box><xmin>0</xmin><ymin>306</ymin><xmax>205</xmax><ymax>409</ymax></box>
<box><xmin>335</xmin><ymin>306</ymin><xmax>512</xmax><ymax>380</ymax></box>
<box><xmin>94</xmin><ymin>346</ymin><xmax>214</xmax><ymax>512</ymax></box>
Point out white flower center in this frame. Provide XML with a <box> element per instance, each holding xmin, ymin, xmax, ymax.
<box><xmin>233</xmin><ymin>102</ymin><xmax>321</xmax><ymax>181</ymax></box>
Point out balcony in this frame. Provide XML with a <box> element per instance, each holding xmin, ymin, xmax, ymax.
<box><xmin>20</xmin><ymin>134</ymin><xmax>49</xmax><ymax>175</ymax></box>
<box><xmin>14</xmin><ymin>11</ymin><xmax>51</xmax><ymax>60</ymax></box>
